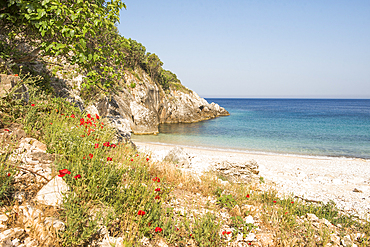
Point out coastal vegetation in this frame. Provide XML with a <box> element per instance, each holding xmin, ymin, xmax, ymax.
<box><xmin>1</xmin><ymin>74</ymin><xmax>370</xmax><ymax>246</ymax></box>
<box><xmin>1</xmin><ymin>0</ymin><xmax>370</xmax><ymax>246</ymax></box>
<box><xmin>0</xmin><ymin>0</ymin><xmax>185</xmax><ymax>93</ymax></box>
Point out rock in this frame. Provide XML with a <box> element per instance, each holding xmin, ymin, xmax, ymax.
<box><xmin>353</xmin><ymin>188</ymin><xmax>362</xmax><ymax>193</ymax></box>
<box><xmin>44</xmin><ymin>217</ymin><xmax>65</xmax><ymax>231</ymax></box>
<box><xmin>330</xmin><ymin>234</ymin><xmax>341</xmax><ymax>246</ymax></box>
<box><xmin>0</xmin><ymin>74</ymin><xmax>29</xmax><ymax>103</ymax></box>
<box><xmin>0</xmin><ymin>228</ymin><xmax>25</xmax><ymax>243</ymax></box>
<box><xmin>35</xmin><ymin>176</ymin><xmax>69</xmax><ymax>206</ymax></box>
<box><xmin>156</xmin><ymin>239</ymin><xmax>169</xmax><ymax>247</ymax></box>
<box><xmin>164</xmin><ymin>147</ymin><xmax>191</xmax><ymax>168</ymax></box>
<box><xmin>244</xmin><ymin>215</ymin><xmax>254</xmax><ymax>224</ymax></box>
<box><xmin>214</xmin><ymin>160</ymin><xmax>260</xmax><ymax>183</ymax></box>
<box><xmin>244</xmin><ymin>232</ymin><xmax>256</xmax><ymax>242</ymax></box>
<box><xmin>306</xmin><ymin>213</ymin><xmax>319</xmax><ymax>222</ymax></box>
<box><xmin>139</xmin><ymin>236</ymin><xmax>152</xmax><ymax>246</ymax></box>
<box><xmin>255</xmin><ymin>233</ymin><xmax>274</xmax><ymax>246</ymax></box>
<box><xmin>341</xmin><ymin>235</ymin><xmax>353</xmax><ymax>246</ymax></box>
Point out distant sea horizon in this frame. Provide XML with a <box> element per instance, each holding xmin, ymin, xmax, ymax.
<box><xmin>132</xmin><ymin>98</ymin><xmax>370</xmax><ymax>160</ymax></box>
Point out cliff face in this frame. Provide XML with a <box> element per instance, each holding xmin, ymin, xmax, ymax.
<box><xmin>10</xmin><ymin>56</ymin><xmax>229</xmax><ymax>140</ymax></box>
<box><xmin>87</xmin><ymin>69</ymin><xmax>229</xmax><ymax>136</ymax></box>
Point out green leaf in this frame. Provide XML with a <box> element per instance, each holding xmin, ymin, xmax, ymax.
<box><xmin>41</xmin><ymin>0</ymin><xmax>50</xmax><ymax>6</ymax></box>
<box><xmin>80</xmin><ymin>39</ymin><xmax>86</xmax><ymax>49</ymax></box>
<box><xmin>70</xmin><ymin>30</ymin><xmax>75</xmax><ymax>37</ymax></box>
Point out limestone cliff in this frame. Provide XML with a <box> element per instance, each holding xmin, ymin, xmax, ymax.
<box><xmin>6</xmin><ymin>56</ymin><xmax>229</xmax><ymax>139</ymax></box>
<box><xmin>87</xmin><ymin>68</ymin><xmax>229</xmax><ymax>136</ymax></box>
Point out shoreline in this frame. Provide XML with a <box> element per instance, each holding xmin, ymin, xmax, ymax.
<box><xmin>134</xmin><ymin>141</ymin><xmax>370</xmax><ymax>219</ymax></box>
<box><xmin>132</xmin><ymin>139</ymin><xmax>370</xmax><ymax>161</ymax></box>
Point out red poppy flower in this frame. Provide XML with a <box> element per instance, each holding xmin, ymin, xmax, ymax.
<box><xmin>227</xmin><ymin>231</ymin><xmax>231</xmax><ymax>235</ymax></box>
<box><xmin>110</xmin><ymin>144</ymin><xmax>116</xmax><ymax>148</ymax></box>
<box><xmin>58</xmin><ymin>169</ymin><xmax>71</xmax><ymax>177</ymax></box>
<box><xmin>152</xmin><ymin>177</ymin><xmax>160</xmax><ymax>182</ymax></box>
<box><xmin>4</xmin><ymin>129</ymin><xmax>9</xmax><ymax>132</ymax></box>
<box><xmin>146</xmin><ymin>158</ymin><xmax>149</xmax><ymax>161</ymax></box>
<box><xmin>248</xmin><ymin>243</ymin><xmax>251</xmax><ymax>246</ymax></box>
<box><xmin>155</xmin><ymin>188</ymin><xmax>161</xmax><ymax>192</ymax></box>
<box><xmin>31</xmin><ymin>104</ymin><xmax>35</xmax><ymax>106</ymax></box>
<box><xmin>273</xmin><ymin>201</ymin><xmax>277</xmax><ymax>203</ymax></box>
<box><xmin>246</xmin><ymin>194</ymin><xmax>250</xmax><ymax>198</ymax></box>
<box><xmin>80</xmin><ymin>118</ymin><xmax>85</xmax><ymax>125</ymax></box>
<box><xmin>14</xmin><ymin>74</ymin><xmax>18</xmax><ymax>76</ymax></box>
<box><xmin>87</xmin><ymin>114</ymin><xmax>92</xmax><ymax>118</ymax></box>
<box><xmin>155</xmin><ymin>227</ymin><xmax>162</xmax><ymax>233</ymax></box>
<box><xmin>71</xmin><ymin>114</ymin><xmax>75</xmax><ymax>118</ymax></box>
<box><xmin>50</xmin><ymin>123</ymin><xmax>53</xmax><ymax>125</ymax></box>
<box><xmin>89</xmin><ymin>153</ymin><xmax>93</xmax><ymax>159</ymax></box>
<box><xmin>285</xmin><ymin>212</ymin><xmax>288</xmax><ymax>215</ymax></box>
<box><xmin>222</xmin><ymin>231</ymin><xmax>226</xmax><ymax>235</ymax></box>
<box><xmin>7</xmin><ymin>173</ymin><xmax>11</xmax><ymax>177</ymax></box>
<box><xmin>83</xmin><ymin>156</ymin><xmax>86</xmax><ymax>159</ymax></box>
<box><xmin>137</xmin><ymin>210</ymin><xmax>146</xmax><ymax>216</ymax></box>
<box><xmin>176</xmin><ymin>227</ymin><xmax>179</xmax><ymax>231</ymax></box>
<box><xmin>94</xmin><ymin>143</ymin><xmax>99</xmax><ymax>149</ymax></box>
<box><xmin>155</xmin><ymin>195</ymin><xmax>160</xmax><ymax>200</ymax></box>
<box><xmin>291</xmin><ymin>201</ymin><xmax>294</xmax><ymax>204</ymax></box>
<box><xmin>107</xmin><ymin>157</ymin><xmax>112</xmax><ymax>161</ymax></box>
<box><xmin>74</xmin><ymin>174</ymin><xmax>81</xmax><ymax>180</ymax></box>
<box><xmin>136</xmin><ymin>154</ymin><xmax>139</xmax><ymax>157</ymax></box>
<box><xmin>130</xmin><ymin>159</ymin><xmax>133</xmax><ymax>161</ymax></box>
<box><xmin>103</xmin><ymin>142</ymin><xmax>110</xmax><ymax>147</ymax></box>
<box><xmin>96</xmin><ymin>114</ymin><xmax>100</xmax><ymax>120</ymax></box>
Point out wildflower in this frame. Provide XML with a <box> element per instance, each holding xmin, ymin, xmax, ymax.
<box><xmin>146</xmin><ymin>158</ymin><xmax>149</xmax><ymax>161</ymax></box>
<box><xmin>50</xmin><ymin>123</ymin><xmax>53</xmax><ymax>125</ymax></box>
<box><xmin>7</xmin><ymin>173</ymin><xmax>11</xmax><ymax>177</ymax></box>
<box><xmin>94</xmin><ymin>143</ymin><xmax>99</xmax><ymax>149</ymax></box>
<box><xmin>80</xmin><ymin>118</ymin><xmax>85</xmax><ymax>125</ymax></box>
<box><xmin>137</xmin><ymin>210</ymin><xmax>146</xmax><ymax>216</ymax></box>
<box><xmin>176</xmin><ymin>227</ymin><xmax>179</xmax><ymax>231</ymax></box>
<box><xmin>31</xmin><ymin>104</ymin><xmax>35</xmax><ymax>106</ymax></box>
<box><xmin>14</xmin><ymin>74</ymin><xmax>18</xmax><ymax>76</ymax></box>
<box><xmin>155</xmin><ymin>188</ymin><xmax>161</xmax><ymax>192</ymax></box>
<box><xmin>81</xmin><ymin>135</ymin><xmax>85</xmax><ymax>137</ymax></box>
<box><xmin>273</xmin><ymin>201</ymin><xmax>277</xmax><ymax>203</ymax></box>
<box><xmin>152</xmin><ymin>177</ymin><xmax>160</xmax><ymax>182</ymax></box>
<box><xmin>246</xmin><ymin>194</ymin><xmax>250</xmax><ymax>198</ymax></box>
<box><xmin>291</xmin><ymin>201</ymin><xmax>294</xmax><ymax>204</ymax></box>
<box><xmin>110</xmin><ymin>144</ymin><xmax>116</xmax><ymax>148</ymax></box>
<box><xmin>107</xmin><ymin>157</ymin><xmax>113</xmax><ymax>161</ymax></box>
<box><xmin>58</xmin><ymin>169</ymin><xmax>71</xmax><ymax>177</ymax></box>
<box><xmin>87</xmin><ymin>114</ymin><xmax>92</xmax><ymax>118</ymax></box>
<box><xmin>74</xmin><ymin>174</ymin><xmax>81</xmax><ymax>180</ymax></box>
<box><xmin>4</xmin><ymin>129</ymin><xmax>9</xmax><ymax>132</ymax></box>
<box><xmin>155</xmin><ymin>227</ymin><xmax>162</xmax><ymax>233</ymax></box>
<box><xmin>96</xmin><ymin>114</ymin><xmax>100</xmax><ymax>119</ymax></box>
<box><xmin>155</xmin><ymin>195</ymin><xmax>160</xmax><ymax>200</ymax></box>
<box><xmin>89</xmin><ymin>153</ymin><xmax>93</xmax><ymax>159</ymax></box>
<box><xmin>131</xmin><ymin>159</ymin><xmax>133</xmax><ymax>161</ymax></box>
<box><xmin>71</xmin><ymin>114</ymin><xmax>75</xmax><ymax>118</ymax></box>
<box><xmin>83</xmin><ymin>156</ymin><xmax>86</xmax><ymax>159</ymax></box>
<box><xmin>136</xmin><ymin>154</ymin><xmax>139</xmax><ymax>157</ymax></box>
<box><xmin>285</xmin><ymin>212</ymin><xmax>288</xmax><ymax>215</ymax></box>
<box><xmin>103</xmin><ymin>142</ymin><xmax>110</xmax><ymax>147</ymax></box>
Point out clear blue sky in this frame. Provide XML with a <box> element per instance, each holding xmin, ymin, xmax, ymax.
<box><xmin>117</xmin><ymin>0</ymin><xmax>370</xmax><ymax>98</ymax></box>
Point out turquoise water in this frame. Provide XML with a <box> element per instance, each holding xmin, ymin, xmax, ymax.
<box><xmin>132</xmin><ymin>99</ymin><xmax>370</xmax><ymax>159</ymax></box>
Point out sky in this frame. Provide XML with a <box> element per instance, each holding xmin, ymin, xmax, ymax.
<box><xmin>117</xmin><ymin>0</ymin><xmax>370</xmax><ymax>98</ymax></box>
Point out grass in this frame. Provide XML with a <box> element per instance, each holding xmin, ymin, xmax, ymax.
<box><xmin>1</xmin><ymin>74</ymin><xmax>370</xmax><ymax>246</ymax></box>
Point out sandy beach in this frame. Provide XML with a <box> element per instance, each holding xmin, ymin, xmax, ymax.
<box><xmin>135</xmin><ymin>141</ymin><xmax>370</xmax><ymax>218</ymax></box>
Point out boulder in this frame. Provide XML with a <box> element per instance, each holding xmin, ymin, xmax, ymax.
<box><xmin>214</xmin><ymin>160</ymin><xmax>260</xmax><ymax>183</ymax></box>
<box><xmin>164</xmin><ymin>147</ymin><xmax>191</xmax><ymax>168</ymax></box>
<box><xmin>35</xmin><ymin>176</ymin><xmax>69</xmax><ymax>207</ymax></box>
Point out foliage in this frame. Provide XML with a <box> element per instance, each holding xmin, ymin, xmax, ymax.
<box><xmin>191</xmin><ymin>213</ymin><xmax>224</xmax><ymax>246</ymax></box>
<box><xmin>216</xmin><ymin>194</ymin><xmax>237</xmax><ymax>209</ymax></box>
<box><xmin>0</xmin><ymin>0</ymin><xmax>126</xmax><ymax>88</ymax></box>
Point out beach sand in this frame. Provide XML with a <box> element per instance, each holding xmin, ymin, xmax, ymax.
<box><xmin>135</xmin><ymin>141</ymin><xmax>370</xmax><ymax>218</ymax></box>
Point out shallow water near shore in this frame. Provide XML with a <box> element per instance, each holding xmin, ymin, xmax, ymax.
<box><xmin>132</xmin><ymin>99</ymin><xmax>370</xmax><ymax>159</ymax></box>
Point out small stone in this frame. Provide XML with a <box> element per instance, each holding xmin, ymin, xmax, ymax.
<box><xmin>244</xmin><ymin>215</ymin><xmax>254</xmax><ymax>224</ymax></box>
<box><xmin>0</xmin><ymin>214</ymin><xmax>8</xmax><ymax>223</ymax></box>
<box><xmin>353</xmin><ymin>188</ymin><xmax>362</xmax><ymax>193</ymax></box>
<box><xmin>244</xmin><ymin>232</ymin><xmax>256</xmax><ymax>242</ymax></box>
<box><xmin>306</xmin><ymin>213</ymin><xmax>319</xmax><ymax>222</ymax></box>
<box><xmin>330</xmin><ymin>234</ymin><xmax>340</xmax><ymax>245</ymax></box>
<box><xmin>35</xmin><ymin>176</ymin><xmax>69</xmax><ymax>206</ymax></box>
<box><xmin>341</xmin><ymin>235</ymin><xmax>353</xmax><ymax>246</ymax></box>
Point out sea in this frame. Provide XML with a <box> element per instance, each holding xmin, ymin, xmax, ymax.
<box><xmin>131</xmin><ymin>99</ymin><xmax>370</xmax><ymax>160</ymax></box>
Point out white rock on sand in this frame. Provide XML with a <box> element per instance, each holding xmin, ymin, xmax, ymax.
<box><xmin>135</xmin><ymin>141</ymin><xmax>370</xmax><ymax>218</ymax></box>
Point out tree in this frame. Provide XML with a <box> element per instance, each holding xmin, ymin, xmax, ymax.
<box><xmin>146</xmin><ymin>53</ymin><xmax>163</xmax><ymax>81</ymax></box>
<box><xmin>0</xmin><ymin>0</ymin><xmax>126</xmax><ymax>89</ymax></box>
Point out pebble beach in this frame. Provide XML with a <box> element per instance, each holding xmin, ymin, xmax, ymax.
<box><xmin>135</xmin><ymin>141</ymin><xmax>370</xmax><ymax>219</ymax></box>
